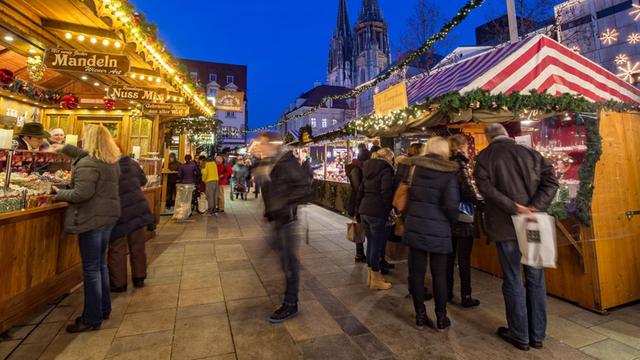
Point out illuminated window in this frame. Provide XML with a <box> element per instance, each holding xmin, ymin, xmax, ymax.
<box><xmin>311</xmin><ymin>118</ymin><xmax>317</xmax><ymax>128</ymax></box>
<box><xmin>208</xmin><ymin>73</ymin><xmax>217</xmax><ymax>82</ymax></box>
<box><xmin>322</xmin><ymin>119</ymin><xmax>327</xmax><ymax>128</ymax></box>
<box><xmin>226</xmin><ymin>75</ymin><xmax>234</xmax><ymax>84</ymax></box>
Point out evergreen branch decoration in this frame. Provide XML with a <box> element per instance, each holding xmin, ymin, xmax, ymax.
<box><xmin>575</xmin><ymin>113</ymin><xmax>601</xmax><ymax>226</ymax></box>
<box><xmin>288</xmin><ymin>0</ymin><xmax>486</xmax><ymax>120</ymax></box>
<box><xmin>1</xmin><ymin>79</ymin><xmax>62</xmax><ymax>104</ymax></box>
<box><xmin>339</xmin><ymin>186</ymin><xmax>351</xmax><ymax>215</ymax></box>
<box><xmin>164</xmin><ymin>116</ymin><xmax>220</xmax><ymax>145</ymax></box>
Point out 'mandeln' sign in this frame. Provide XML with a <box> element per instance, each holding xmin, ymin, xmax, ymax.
<box><xmin>44</xmin><ymin>48</ymin><xmax>130</xmax><ymax>75</ymax></box>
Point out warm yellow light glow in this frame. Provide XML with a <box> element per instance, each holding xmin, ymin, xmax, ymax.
<box><xmin>147</xmin><ymin>76</ymin><xmax>153</xmax><ymax>82</ymax></box>
<box><xmin>93</xmin><ymin>82</ymin><xmax>100</xmax><ymax>86</ymax></box>
<box><xmin>156</xmin><ymin>77</ymin><xmax>161</xmax><ymax>83</ymax></box>
<box><xmin>130</xmin><ymin>73</ymin><xmax>137</xmax><ymax>79</ymax></box>
<box><xmin>64</xmin><ymin>32</ymin><xmax>72</xmax><ymax>39</ymax></box>
<box><xmin>78</xmin><ymin>34</ymin><xmax>85</xmax><ymax>41</ymax></box>
<box><xmin>90</xmin><ymin>37</ymin><xmax>97</xmax><ymax>44</ymax></box>
<box><xmin>28</xmin><ymin>49</ymin><xmax>36</xmax><ymax>54</ymax></box>
<box><xmin>102</xmin><ymin>39</ymin><xmax>110</xmax><ymax>46</ymax></box>
<box><xmin>81</xmin><ymin>75</ymin><xmax>88</xmax><ymax>80</ymax></box>
<box><xmin>139</xmin><ymin>75</ymin><xmax>145</xmax><ymax>80</ymax></box>
<box><xmin>114</xmin><ymin>41</ymin><xmax>121</xmax><ymax>48</ymax></box>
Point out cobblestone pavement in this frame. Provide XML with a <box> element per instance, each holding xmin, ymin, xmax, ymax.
<box><xmin>2</xmin><ymin>197</ymin><xmax>640</xmax><ymax>359</ymax></box>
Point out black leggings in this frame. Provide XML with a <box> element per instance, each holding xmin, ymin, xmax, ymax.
<box><xmin>409</xmin><ymin>249</ymin><xmax>448</xmax><ymax>315</ymax></box>
<box><xmin>446</xmin><ymin>236</ymin><xmax>474</xmax><ymax>298</ymax></box>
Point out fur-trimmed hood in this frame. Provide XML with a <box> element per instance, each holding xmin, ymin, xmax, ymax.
<box><xmin>395</xmin><ymin>155</ymin><xmax>411</xmax><ymax>166</ymax></box>
<box><xmin>409</xmin><ymin>155</ymin><xmax>459</xmax><ymax>173</ymax></box>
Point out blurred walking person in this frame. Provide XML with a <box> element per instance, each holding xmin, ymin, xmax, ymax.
<box><xmin>403</xmin><ymin>137</ymin><xmax>460</xmax><ymax>330</ymax></box>
<box><xmin>53</xmin><ymin>125</ymin><xmax>121</xmax><ymax>333</ymax></box>
<box><xmin>108</xmin><ymin>142</ymin><xmax>154</xmax><ymax>292</ymax></box>
<box><xmin>358</xmin><ymin>148</ymin><xmax>395</xmax><ymax>290</ymax></box>
<box><xmin>346</xmin><ymin>144</ymin><xmax>370</xmax><ymax>263</ymax></box>
<box><xmin>251</xmin><ymin>132</ymin><xmax>313</xmax><ymax>323</ymax></box>
<box><xmin>474</xmin><ymin>124</ymin><xmax>558</xmax><ymax>351</ymax></box>
<box><xmin>446</xmin><ymin>135</ymin><xmax>481</xmax><ymax>308</ymax></box>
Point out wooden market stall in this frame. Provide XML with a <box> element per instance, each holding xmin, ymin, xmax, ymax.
<box><xmin>351</xmin><ymin>34</ymin><xmax>640</xmax><ymax>313</ymax></box>
<box><xmin>0</xmin><ymin>0</ymin><xmax>214</xmax><ymax>333</ymax></box>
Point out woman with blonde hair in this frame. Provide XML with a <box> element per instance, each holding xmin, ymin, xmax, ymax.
<box><xmin>53</xmin><ymin>125</ymin><xmax>121</xmax><ymax>333</ymax></box>
<box><xmin>403</xmin><ymin>137</ymin><xmax>460</xmax><ymax>330</ymax></box>
<box><xmin>357</xmin><ymin>147</ymin><xmax>395</xmax><ymax>290</ymax></box>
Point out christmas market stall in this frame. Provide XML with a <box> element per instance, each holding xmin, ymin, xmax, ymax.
<box><xmin>347</xmin><ymin>34</ymin><xmax>640</xmax><ymax>313</ymax></box>
<box><xmin>0</xmin><ymin>0</ymin><xmax>214</xmax><ymax>333</ymax></box>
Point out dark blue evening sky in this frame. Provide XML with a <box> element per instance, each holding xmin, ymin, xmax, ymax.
<box><xmin>130</xmin><ymin>0</ymin><xmax>546</xmax><ymax>129</ymax></box>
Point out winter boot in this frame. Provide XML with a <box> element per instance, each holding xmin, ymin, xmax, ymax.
<box><xmin>369</xmin><ymin>271</ymin><xmax>392</xmax><ymax>290</ymax></box>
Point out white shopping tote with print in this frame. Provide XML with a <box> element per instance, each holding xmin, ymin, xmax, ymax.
<box><xmin>511</xmin><ymin>213</ymin><xmax>557</xmax><ymax>269</ymax></box>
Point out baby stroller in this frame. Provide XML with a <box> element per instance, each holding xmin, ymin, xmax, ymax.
<box><xmin>232</xmin><ymin>178</ymin><xmax>247</xmax><ymax>200</ymax></box>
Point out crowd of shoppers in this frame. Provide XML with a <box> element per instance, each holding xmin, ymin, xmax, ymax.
<box><xmin>341</xmin><ymin>124</ymin><xmax>558</xmax><ymax>351</ymax></box>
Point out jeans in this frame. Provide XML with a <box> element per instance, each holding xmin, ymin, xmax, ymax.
<box><xmin>446</xmin><ymin>236</ymin><xmax>474</xmax><ymax>298</ymax></box>
<box><xmin>166</xmin><ymin>182</ymin><xmax>177</xmax><ymax>208</ymax></box>
<box><xmin>361</xmin><ymin>215</ymin><xmax>387</xmax><ymax>272</ymax></box>
<box><xmin>78</xmin><ymin>224</ymin><xmax>114</xmax><ymax>326</ymax></box>
<box><xmin>496</xmin><ymin>240</ymin><xmax>547</xmax><ymax>343</ymax></box>
<box><xmin>205</xmin><ymin>181</ymin><xmax>219</xmax><ymax>211</ymax></box>
<box><xmin>409</xmin><ymin>249</ymin><xmax>448</xmax><ymax>315</ymax></box>
<box><xmin>268</xmin><ymin>220</ymin><xmax>300</xmax><ymax>306</ymax></box>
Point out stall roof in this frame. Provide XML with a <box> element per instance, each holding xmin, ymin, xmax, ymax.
<box><xmin>407</xmin><ymin>34</ymin><xmax>640</xmax><ymax>106</ymax></box>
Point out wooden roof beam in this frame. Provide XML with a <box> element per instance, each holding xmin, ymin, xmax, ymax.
<box><xmin>41</xmin><ymin>18</ymin><xmax>118</xmax><ymax>39</ymax></box>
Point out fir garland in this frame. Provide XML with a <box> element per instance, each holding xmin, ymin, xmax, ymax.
<box><xmin>339</xmin><ymin>186</ymin><xmax>351</xmax><ymax>215</ymax></box>
<box><xmin>0</xmin><ymin>79</ymin><xmax>62</xmax><ymax>104</ymax></box>
<box><xmin>575</xmin><ymin>113</ymin><xmax>601</xmax><ymax>226</ymax></box>
<box><xmin>164</xmin><ymin>116</ymin><xmax>220</xmax><ymax>145</ymax></box>
<box><xmin>327</xmin><ymin>182</ymin><xmax>338</xmax><ymax>209</ymax></box>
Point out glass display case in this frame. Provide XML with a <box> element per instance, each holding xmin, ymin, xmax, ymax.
<box><xmin>0</xmin><ymin>150</ymin><xmax>71</xmax><ymax>213</ymax></box>
<box><xmin>307</xmin><ymin>140</ymin><xmax>363</xmax><ymax>183</ymax></box>
<box><xmin>138</xmin><ymin>152</ymin><xmax>162</xmax><ymax>188</ymax></box>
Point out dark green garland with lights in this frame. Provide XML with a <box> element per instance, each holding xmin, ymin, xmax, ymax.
<box><xmin>1</xmin><ymin>79</ymin><xmax>62</xmax><ymax>105</ymax></box>
<box><xmin>575</xmin><ymin>113</ymin><xmax>602</xmax><ymax>226</ymax></box>
<box><xmin>164</xmin><ymin>116</ymin><xmax>220</xmax><ymax>145</ymax></box>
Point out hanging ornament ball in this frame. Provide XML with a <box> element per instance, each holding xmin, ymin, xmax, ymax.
<box><xmin>27</xmin><ymin>56</ymin><xmax>46</xmax><ymax>82</ymax></box>
<box><xmin>0</xmin><ymin>69</ymin><xmax>15</xmax><ymax>85</ymax></box>
<box><xmin>60</xmin><ymin>94</ymin><xmax>79</xmax><ymax>110</ymax></box>
<box><xmin>103</xmin><ymin>98</ymin><xmax>116</xmax><ymax>110</ymax></box>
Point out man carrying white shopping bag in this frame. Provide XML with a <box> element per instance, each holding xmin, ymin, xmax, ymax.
<box><xmin>474</xmin><ymin>124</ymin><xmax>559</xmax><ymax>352</ymax></box>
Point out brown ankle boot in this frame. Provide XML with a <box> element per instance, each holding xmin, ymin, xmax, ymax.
<box><xmin>369</xmin><ymin>270</ymin><xmax>392</xmax><ymax>290</ymax></box>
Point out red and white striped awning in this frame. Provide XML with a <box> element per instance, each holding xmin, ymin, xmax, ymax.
<box><xmin>407</xmin><ymin>35</ymin><xmax>640</xmax><ymax>106</ymax></box>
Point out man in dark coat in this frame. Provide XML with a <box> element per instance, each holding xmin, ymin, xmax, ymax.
<box><xmin>474</xmin><ymin>124</ymin><xmax>559</xmax><ymax>351</ymax></box>
<box><xmin>252</xmin><ymin>132</ymin><xmax>313</xmax><ymax>323</ymax></box>
<box><xmin>108</xmin><ymin>154</ymin><xmax>154</xmax><ymax>291</ymax></box>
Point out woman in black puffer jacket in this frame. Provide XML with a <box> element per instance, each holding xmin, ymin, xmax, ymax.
<box><xmin>357</xmin><ymin>148</ymin><xmax>395</xmax><ymax>291</ymax></box>
<box><xmin>447</xmin><ymin>135</ymin><xmax>480</xmax><ymax>308</ymax></box>
<box><xmin>403</xmin><ymin>137</ymin><xmax>459</xmax><ymax>331</ymax></box>
<box><xmin>108</xmin><ymin>145</ymin><xmax>154</xmax><ymax>292</ymax></box>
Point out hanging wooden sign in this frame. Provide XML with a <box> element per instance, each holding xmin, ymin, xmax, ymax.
<box><xmin>142</xmin><ymin>103</ymin><xmax>190</xmax><ymax>117</ymax></box>
<box><xmin>216</xmin><ymin>90</ymin><xmax>244</xmax><ymax>112</ymax></box>
<box><xmin>107</xmin><ymin>85</ymin><xmax>167</xmax><ymax>103</ymax></box>
<box><xmin>374</xmin><ymin>82</ymin><xmax>408</xmax><ymax>117</ymax></box>
<box><xmin>44</xmin><ymin>48</ymin><xmax>130</xmax><ymax>75</ymax></box>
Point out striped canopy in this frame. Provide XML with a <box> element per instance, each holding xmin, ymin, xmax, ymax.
<box><xmin>407</xmin><ymin>35</ymin><xmax>640</xmax><ymax>106</ymax></box>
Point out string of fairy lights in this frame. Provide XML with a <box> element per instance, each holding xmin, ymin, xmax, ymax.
<box><xmin>246</xmin><ymin>0</ymin><xmax>486</xmax><ymax>134</ymax></box>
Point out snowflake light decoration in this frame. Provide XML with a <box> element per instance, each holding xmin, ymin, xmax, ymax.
<box><xmin>615</xmin><ymin>54</ymin><xmax>629</xmax><ymax>65</ymax></box>
<box><xmin>629</xmin><ymin>33</ymin><xmax>640</xmax><ymax>44</ymax></box>
<box><xmin>601</xmin><ymin>28</ymin><xmax>619</xmax><ymax>45</ymax></box>
<box><xmin>617</xmin><ymin>61</ymin><xmax>640</xmax><ymax>83</ymax></box>
<box><xmin>631</xmin><ymin>4</ymin><xmax>640</xmax><ymax>21</ymax></box>
<box><xmin>571</xmin><ymin>45</ymin><xmax>581</xmax><ymax>52</ymax></box>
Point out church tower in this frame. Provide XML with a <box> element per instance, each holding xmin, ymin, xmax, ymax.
<box><xmin>353</xmin><ymin>0</ymin><xmax>391</xmax><ymax>85</ymax></box>
<box><xmin>327</xmin><ymin>0</ymin><xmax>354</xmax><ymax>88</ymax></box>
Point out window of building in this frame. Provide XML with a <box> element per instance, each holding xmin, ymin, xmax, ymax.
<box><xmin>332</xmin><ymin>119</ymin><xmax>338</xmax><ymax>126</ymax></box>
<box><xmin>226</xmin><ymin>112</ymin><xmax>236</xmax><ymax>118</ymax></box>
<box><xmin>130</xmin><ymin>117</ymin><xmax>153</xmax><ymax>156</ymax></box>
<box><xmin>560</xmin><ymin>15</ymin><xmax>591</xmax><ymax>31</ymax></box>
<box><xmin>321</xmin><ymin>119</ymin><xmax>327</xmax><ymax>128</ymax></box>
<box><xmin>311</xmin><ymin>118</ymin><xmax>317</xmax><ymax>128</ymax></box>
<box><xmin>208</xmin><ymin>73</ymin><xmax>217</xmax><ymax>82</ymax></box>
<box><xmin>596</xmin><ymin>0</ymin><xmax>632</xmax><ymax>19</ymax></box>
<box><xmin>190</xmin><ymin>71</ymin><xmax>198</xmax><ymax>80</ymax></box>
<box><xmin>226</xmin><ymin>75</ymin><xmax>234</xmax><ymax>84</ymax></box>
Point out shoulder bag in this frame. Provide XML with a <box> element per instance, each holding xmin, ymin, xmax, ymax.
<box><xmin>392</xmin><ymin>165</ymin><xmax>416</xmax><ymax>213</ymax></box>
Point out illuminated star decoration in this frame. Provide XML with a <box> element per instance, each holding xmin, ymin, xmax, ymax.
<box><xmin>629</xmin><ymin>33</ymin><xmax>640</xmax><ymax>44</ymax></box>
<box><xmin>631</xmin><ymin>4</ymin><xmax>640</xmax><ymax>21</ymax></box>
<box><xmin>615</xmin><ymin>54</ymin><xmax>629</xmax><ymax>65</ymax></box>
<box><xmin>571</xmin><ymin>45</ymin><xmax>581</xmax><ymax>52</ymax></box>
<box><xmin>617</xmin><ymin>61</ymin><xmax>640</xmax><ymax>83</ymax></box>
<box><xmin>600</xmin><ymin>28</ymin><xmax>619</xmax><ymax>45</ymax></box>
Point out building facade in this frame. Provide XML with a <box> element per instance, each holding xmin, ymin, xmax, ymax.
<box><xmin>280</xmin><ymin>85</ymin><xmax>355</xmax><ymax>139</ymax></box>
<box><xmin>327</xmin><ymin>0</ymin><xmax>392</xmax><ymax>88</ymax></box>
<box><xmin>180</xmin><ymin>59</ymin><xmax>248</xmax><ymax>148</ymax></box>
<box><xmin>555</xmin><ymin>0</ymin><xmax>640</xmax><ymax>84</ymax></box>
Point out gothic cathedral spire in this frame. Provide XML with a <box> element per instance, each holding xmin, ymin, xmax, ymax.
<box><xmin>327</xmin><ymin>0</ymin><xmax>354</xmax><ymax>88</ymax></box>
<box><xmin>359</xmin><ymin>0</ymin><xmax>383</xmax><ymax>23</ymax></box>
<box><xmin>353</xmin><ymin>0</ymin><xmax>391</xmax><ymax>85</ymax></box>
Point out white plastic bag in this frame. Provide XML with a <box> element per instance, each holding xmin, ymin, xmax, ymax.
<box><xmin>173</xmin><ymin>184</ymin><xmax>195</xmax><ymax>220</ymax></box>
<box><xmin>511</xmin><ymin>213</ymin><xmax>557</xmax><ymax>269</ymax></box>
<box><xmin>197</xmin><ymin>193</ymin><xmax>208</xmax><ymax>214</ymax></box>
